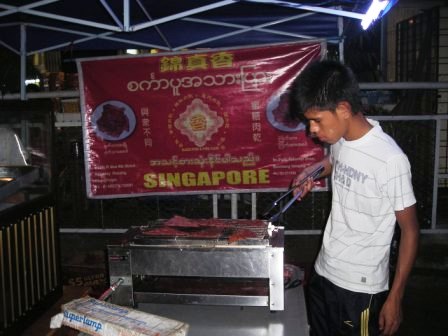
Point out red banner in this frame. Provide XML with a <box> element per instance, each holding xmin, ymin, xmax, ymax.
<box><xmin>78</xmin><ymin>41</ymin><xmax>325</xmax><ymax>198</ymax></box>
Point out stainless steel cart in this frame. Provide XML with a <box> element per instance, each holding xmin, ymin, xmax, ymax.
<box><xmin>108</xmin><ymin>219</ymin><xmax>284</xmax><ymax>311</ymax></box>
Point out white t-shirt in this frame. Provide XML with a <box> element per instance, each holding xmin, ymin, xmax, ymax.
<box><xmin>314</xmin><ymin>119</ymin><xmax>416</xmax><ymax>294</ymax></box>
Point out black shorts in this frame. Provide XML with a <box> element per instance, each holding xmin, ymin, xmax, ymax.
<box><xmin>307</xmin><ymin>273</ymin><xmax>388</xmax><ymax>336</ymax></box>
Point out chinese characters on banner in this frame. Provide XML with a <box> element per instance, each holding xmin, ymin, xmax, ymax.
<box><xmin>78</xmin><ymin>41</ymin><xmax>326</xmax><ymax>198</ymax></box>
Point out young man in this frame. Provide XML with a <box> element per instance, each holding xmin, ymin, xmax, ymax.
<box><xmin>289</xmin><ymin>60</ymin><xmax>419</xmax><ymax>336</ymax></box>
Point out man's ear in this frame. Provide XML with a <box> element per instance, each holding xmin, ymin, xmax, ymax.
<box><xmin>336</xmin><ymin>101</ymin><xmax>352</xmax><ymax>120</ymax></box>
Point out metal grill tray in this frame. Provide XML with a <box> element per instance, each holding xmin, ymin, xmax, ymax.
<box><xmin>128</xmin><ymin>218</ymin><xmax>271</xmax><ymax>246</ymax></box>
<box><xmin>131</xmin><ymin>236</ymin><xmax>270</xmax><ymax>246</ymax></box>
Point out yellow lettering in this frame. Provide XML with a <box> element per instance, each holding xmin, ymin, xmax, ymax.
<box><xmin>210</xmin><ymin>52</ymin><xmax>234</xmax><ymax>68</ymax></box>
<box><xmin>143</xmin><ymin>169</ymin><xmax>270</xmax><ymax>188</ymax></box>
<box><xmin>186</xmin><ymin>54</ymin><xmax>208</xmax><ymax>71</ymax></box>
<box><xmin>211</xmin><ymin>171</ymin><xmax>226</xmax><ymax>185</ymax></box>
<box><xmin>166</xmin><ymin>172</ymin><xmax>181</xmax><ymax>187</ymax></box>
<box><xmin>143</xmin><ymin>173</ymin><xmax>158</xmax><ymax>188</ymax></box>
<box><xmin>242</xmin><ymin>170</ymin><xmax>257</xmax><ymax>184</ymax></box>
<box><xmin>258</xmin><ymin>169</ymin><xmax>270</xmax><ymax>184</ymax></box>
<box><xmin>227</xmin><ymin>170</ymin><xmax>241</xmax><ymax>185</ymax></box>
<box><xmin>197</xmin><ymin>171</ymin><xmax>212</xmax><ymax>186</ymax></box>
<box><xmin>182</xmin><ymin>172</ymin><xmax>196</xmax><ymax>187</ymax></box>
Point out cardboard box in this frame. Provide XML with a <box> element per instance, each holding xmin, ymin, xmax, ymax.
<box><xmin>50</xmin><ymin>297</ymin><xmax>189</xmax><ymax>336</ymax></box>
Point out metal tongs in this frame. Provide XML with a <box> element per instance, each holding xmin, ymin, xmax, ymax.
<box><xmin>262</xmin><ymin>165</ymin><xmax>324</xmax><ymax>223</ymax></box>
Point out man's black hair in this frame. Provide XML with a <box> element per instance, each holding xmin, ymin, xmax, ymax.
<box><xmin>289</xmin><ymin>60</ymin><xmax>363</xmax><ymax>120</ymax></box>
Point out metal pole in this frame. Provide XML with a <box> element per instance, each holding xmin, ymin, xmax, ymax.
<box><xmin>123</xmin><ymin>0</ymin><xmax>130</xmax><ymax>32</ymax></box>
<box><xmin>380</xmin><ymin>16</ymin><xmax>388</xmax><ymax>81</ymax></box>
<box><xmin>4</xmin><ymin>84</ymin><xmax>448</xmax><ymax>101</ymax></box>
<box><xmin>432</xmin><ymin>119</ymin><xmax>441</xmax><ymax>229</ymax></box>
<box><xmin>338</xmin><ymin>12</ymin><xmax>344</xmax><ymax>62</ymax></box>
<box><xmin>231</xmin><ymin>193</ymin><xmax>238</xmax><ymax>219</ymax></box>
<box><xmin>359</xmin><ymin>82</ymin><xmax>448</xmax><ymax>89</ymax></box>
<box><xmin>20</xmin><ymin>24</ymin><xmax>26</xmax><ymax>100</ymax></box>
<box><xmin>213</xmin><ymin>194</ymin><xmax>218</xmax><ymax>218</ymax></box>
<box><xmin>251</xmin><ymin>192</ymin><xmax>257</xmax><ymax>219</ymax></box>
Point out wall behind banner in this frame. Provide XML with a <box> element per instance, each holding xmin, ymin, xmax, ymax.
<box><xmin>78</xmin><ymin>41</ymin><xmax>326</xmax><ymax>199</ymax></box>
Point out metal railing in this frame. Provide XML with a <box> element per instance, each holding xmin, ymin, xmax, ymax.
<box><xmin>0</xmin><ymin>196</ymin><xmax>62</xmax><ymax>336</ymax></box>
<box><xmin>1</xmin><ymin>87</ymin><xmax>447</xmax><ymax>234</ymax></box>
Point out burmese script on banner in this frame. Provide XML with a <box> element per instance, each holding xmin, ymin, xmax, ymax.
<box><xmin>78</xmin><ymin>41</ymin><xmax>326</xmax><ymax>198</ymax></box>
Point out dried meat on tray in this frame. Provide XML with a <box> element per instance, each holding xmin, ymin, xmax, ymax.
<box><xmin>163</xmin><ymin>215</ymin><xmax>266</xmax><ymax>228</ymax></box>
<box><xmin>139</xmin><ymin>215</ymin><xmax>269</xmax><ymax>243</ymax></box>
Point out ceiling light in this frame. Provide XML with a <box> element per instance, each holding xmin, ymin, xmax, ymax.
<box><xmin>361</xmin><ymin>0</ymin><xmax>392</xmax><ymax>30</ymax></box>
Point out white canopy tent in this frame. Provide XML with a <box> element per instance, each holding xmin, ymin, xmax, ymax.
<box><xmin>0</xmin><ymin>0</ymin><xmax>398</xmax><ymax>99</ymax></box>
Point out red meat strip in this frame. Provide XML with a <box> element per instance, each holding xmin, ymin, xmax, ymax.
<box><xmin>228</xmin><ymin>229</ymin><xmax>258</xmax><ymax>243</ymax></box>
<box><xmin>141</xmin><ymin>226</ymin><xmax>189</xmax><ymax>237</ymax></box>
<box><xmin>164</xmin><ymin>215</ymin><xmax>201</xmax><ymax>227</ymax></box>
<box><xmin>186</xmin><ymin>226</ymin><xmax>225</xmax><ymax>239</ymax></box>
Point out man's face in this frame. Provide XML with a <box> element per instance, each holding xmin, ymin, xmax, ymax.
<box><xmin>303</xmin><ymin>107</ymin><xmax>347</xmax><ymax>144</ymax></box>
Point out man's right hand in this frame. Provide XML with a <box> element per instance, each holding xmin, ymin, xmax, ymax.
<box><xmin>291</xmin><ymin>156</ymin><xmax>332</xmax><ymax>200</ymax></box>
<box><xmin>291</xmin><ymin>170</ymin><xmax>317</xmax><ymax>200</ymax></box>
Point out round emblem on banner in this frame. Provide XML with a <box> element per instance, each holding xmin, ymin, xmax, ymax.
<box><xmin>266</xmin><ymin>90</ymin><xmax>305</xmax><ymax>132</ymax></box>
<box><xmin>169</xmin><ymin>95</ymin><xmax>229</xmax><ymax>150</ymax></box>
<box><xmin>91</xmin><ymin>100</ymin><xmax>137</xmax><ymax>141</ymax></box>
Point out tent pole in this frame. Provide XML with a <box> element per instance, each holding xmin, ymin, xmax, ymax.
<box><xmin>20</xmin><ymin>24</ymin><xmax>27</xmax><ymax>100</ymax></box>
<box><xmin>338</xmin><ymin>13</ymin><xmax>344</xmax><ymax>62</ymax></box>
<box><xmin>380</xmin><ymin>16</ymin><xmax>388</xmax><ymax>81</ymax></box>
<box><xmin>123</xmin><ymin>0</ymin><xmax>130</xmax><ymax>31</ymax></box>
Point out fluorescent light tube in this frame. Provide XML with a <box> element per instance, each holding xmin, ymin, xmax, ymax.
<box><xmin>361</xmin><ymin>0</ymin><xmax>390</xmax><ymax>30</ymax></box>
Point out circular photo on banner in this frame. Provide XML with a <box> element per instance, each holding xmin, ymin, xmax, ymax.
<box><xmin>91</xmin><ymin>100</ymin><xmax>137</xmax><ymax>141</ymax></box>
<box><xmin>266</xmin><ymin>90</ymin><xmax>305</xmax><ymax>132</ymax></box>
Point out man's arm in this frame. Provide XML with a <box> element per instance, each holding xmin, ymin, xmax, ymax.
<box><xmin>379</xmin><ymin>204</ymin><xmax>420</xmax><ymax>335</ymax></box>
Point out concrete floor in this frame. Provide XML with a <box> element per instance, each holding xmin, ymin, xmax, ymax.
<box><xmin>20</xmin><ymin>232</ymin><xmax>448</xmax><ymax>335</ymax></box>
<box><xmin>397</xmin><ymin>269</ymin><xmax>448</xmax><ymax>336</ymax></box>
<box><xmin>21</xmin><ymin>270</ymin><xmax>448</xmax><ymax>336</ymax></box>
<box><xmin>395</xmin><ymin>234</ymin><xmax>448</xmax><ymax>336</ymax></box>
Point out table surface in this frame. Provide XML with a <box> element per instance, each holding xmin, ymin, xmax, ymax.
<box><xmin>139</xmin><ymin>285</ymin><xmax>309</xmax><ymax>336</ymax></box>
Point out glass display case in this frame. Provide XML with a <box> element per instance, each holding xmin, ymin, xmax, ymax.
<box><xmin>0</xmin><ymin>99</ymin><xmax>53</xmax><ymax>211</ymax></box>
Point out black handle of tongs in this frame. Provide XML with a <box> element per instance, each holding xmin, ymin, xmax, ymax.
<box><xmin>263</xmin><ymin>164</ymin><xmax>324</xmax><ymax>221</ymax></box>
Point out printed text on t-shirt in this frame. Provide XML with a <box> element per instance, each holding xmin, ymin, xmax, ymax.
<box><xmin>334</xmin><ymin>160</ymin><xmax>369</xmax><ymax>188</ymax></box>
